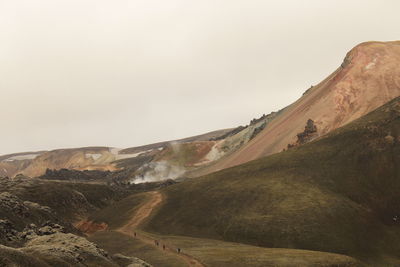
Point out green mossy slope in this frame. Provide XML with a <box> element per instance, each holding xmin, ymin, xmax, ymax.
<box><xmin>145</xmin><ymin>97</ymin><xmax>400</xmax><ymax>265</ymax></box>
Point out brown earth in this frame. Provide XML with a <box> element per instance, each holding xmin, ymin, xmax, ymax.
<box><xmin>74</xmin><ymin>220</ymin><xmax>109</xmax><ymax>234</ymax></box>
<box><xmin>155</xmin><ymin>141</ymin><xmax>217</xmax><ymax>167</ymax></box>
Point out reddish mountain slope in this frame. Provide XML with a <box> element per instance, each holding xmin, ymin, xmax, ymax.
<box><xmin>201</xmin><ymin>41</ymin><xmax>400</xmax><ymax>174</ymax></box>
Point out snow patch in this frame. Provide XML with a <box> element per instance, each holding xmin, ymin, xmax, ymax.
<box><xmin>109</xmin><ymin>147</ymin><xmax>122</xmax><ymax>155</ymax></box>
<box><xmin>3</xmin><ymin>154</ymin><xmax>40</xmax><ymax>162</ymax></box>
<box><xmin>110</xmin><ymin>147</ymin><xmax>155</xmax><ymax>160</ymax></box>
<box><xmin>85</xmin><ymin>153</ymin><xmax>102</xmax><ymax>161</ymax></box>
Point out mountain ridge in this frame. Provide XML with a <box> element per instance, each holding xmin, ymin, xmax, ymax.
<box><xmin>2</xmin><ymin>40</ymin><xmax>400</xmax><ymax>186</ymax></box>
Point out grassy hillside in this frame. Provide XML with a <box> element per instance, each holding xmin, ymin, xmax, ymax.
<box><xmin>85</xmin><ymin>192</ymin><xmax>361</xmax><ymax>267</ymax></box>
<box><xmin>89</xmin><ymin>230</ymin><xmax>360</xmax><ymax>267</ymax></box>
<box><xmin>88</xmin><ymin>193</ymin><xmax>149</xmax><ymax>229</ymax></box>
<box><xmin>147</xmin><ymin>234</ymin><xmax>361</xmax><ymax>267</ymax></box>
<box><xmin>144</xmin><ymin>97</ymin><xmax>400</xmax><ymax>265</ymax></box>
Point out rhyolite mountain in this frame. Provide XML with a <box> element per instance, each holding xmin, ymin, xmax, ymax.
<box><xmin>1</xmin><ymin>41</ymin><xmax>399</xmax><ymax>184</ymax></box>
<box><xmin>196</xmin><ymin>41</ymin><xmax>400</xmax><ymax>176</ymax></box>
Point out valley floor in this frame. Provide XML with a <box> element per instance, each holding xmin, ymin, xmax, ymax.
<box><xmin>85</xmin><ymin>191</ymin><xmax>361</xmax><ymax>267</ymax></box>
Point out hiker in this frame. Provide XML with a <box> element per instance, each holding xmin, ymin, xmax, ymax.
<box><xmin>156</xmin><ymin>241</ymin><xmax>159</xmax><ymax>246</ymax></box>
<box><xmin>134</xmin><ymin>232</ymin><xmax>137</xmax><ymax>237</ymax></box>
<box><xmin>177</xmin><ymin>248</ymin><xmax>181</xmax><ymax>253</ymax></box>
<box><xmin>162</xmin><ymin>244</ymin><xmax>165</xmax><ymax>250</ymax></box>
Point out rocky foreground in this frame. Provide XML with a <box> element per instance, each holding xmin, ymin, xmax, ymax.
<box><xmin>0</xmin><ymin>176</ymin><xmax>152</xmax><ymax>266</ymax></box>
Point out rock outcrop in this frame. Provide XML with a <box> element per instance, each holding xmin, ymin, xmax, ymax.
<box><xmin>0</xmin><ymin>233</ymin><xmax>153</xmax><ymax>267</ymax></box>
<box><xmin>0</xmin><ymin>176</ymin><xmax>152</xmax><ymax>266</ymax></box>
<box><xmin>297</xmin><ymin>119</ymin><xmax>317</xmax><ymax>144</ymax></box>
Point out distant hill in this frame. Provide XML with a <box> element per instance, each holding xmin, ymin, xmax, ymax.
<box><xmin>144</xmin><ymin>96</ymin><xmax>400</xmax><ymax>265</ymax></box>
<box><xmin>0</xmin><ymin>129</ymin><xmax>232</xmax><ymax>179</ymax></box>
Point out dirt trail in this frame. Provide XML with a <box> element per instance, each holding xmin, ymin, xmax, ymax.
<box><xmin>117</xmin><ymin>191</ymin><xmax>205</xmax><ymax>267</ymax></box>
<box><xmin>119</xmin><ymin>191</ymin><xmax>163</xmax><ymax>230</ymax></box>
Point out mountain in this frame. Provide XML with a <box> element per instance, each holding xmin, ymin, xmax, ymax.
<box><xmin>143</xmin><ymin>96</ymin><xmax>400</xmax><ymax>265</ymax></box>
<box><xmin>195</xmin><ymin>41</ymin><xmax>400</xmax><ymax>175</ymax></box>
<box><xmin>3</xmin><ymin>41</ymin><xmax>399</xmax><ymax>184</ymax></box>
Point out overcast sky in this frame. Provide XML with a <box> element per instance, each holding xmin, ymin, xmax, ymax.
<box><xmin>0</xmin><ymin>0</ymin><xmax>399</xmax><ymax>154</ymax></box>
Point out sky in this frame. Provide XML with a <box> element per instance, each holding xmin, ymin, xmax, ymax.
<box><xmin>1</xmin><ymin>0</ymin><xmax>399</xmax><ymax>154</ymax></box>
